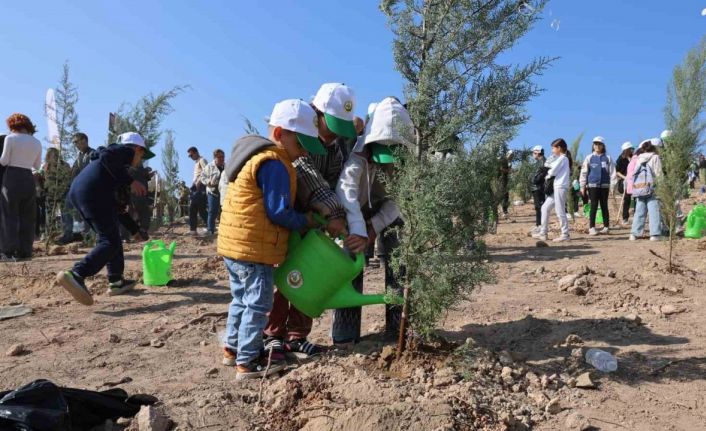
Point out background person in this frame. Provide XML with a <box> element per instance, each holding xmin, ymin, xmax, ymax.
<box><xmin>187</xmin><ymin>146</ymin><xmax>208</xmax><ymax>234</ymax></box>
<box><xmin>615</xmin><ymin>141</ymin><xmax>634</xmax><ymax>225</ymax></box>
<box><xmin>0</xmin><ymin>114</ymin><xmax>42</xmax><ymax>260</ymax></box>
<box><xmin>530</xmin><ymin>145</ymin><xmax>546</xmax><ymax>233</ymax></box>
<box><xmin>56</xmin><ymin>132</ymin><xmax>151</xmax><ymax>305</ymax></box>
<box><xmin>533</xmin><ymin>138</ymin><xmax>572</xmax><ymax>242</ymax></box>
<box><xmin>59</xmin><ymin>132</ymin><xmax>95</xmax><ymax>244</ymax></box>
<box><xmin>629</xmin><ymin>140</ymin><xmax>663</xmax><ymax>241</ymax></box>
<box><xmin>201</xmin><ymin>149</ymin><xmax>225</xmax><ymax>235</ymax></box>
<box><xmin>579</xmin><ymin>136</ymin><xmax>615</xmax><ymax>235</ymax></box>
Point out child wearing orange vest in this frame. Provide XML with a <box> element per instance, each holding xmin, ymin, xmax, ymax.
<box><xmin>217</xmin><ymin>99</ymin><xmax>321</xmax><ymax>380</ymax></box>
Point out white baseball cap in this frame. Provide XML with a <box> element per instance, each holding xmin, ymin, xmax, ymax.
<box><xmin>312</xmin><ymin>83</ymin><xmax>357</xmax><ymax>139</ymax></box>
<box><xmin>531</xmin><ymin>145</ymin><xmax>543</xmax><ymax>153</ymax></box>
<box><xmin>621</xmin><ymin>141</ymin><xmax>633</xmax><ymax>151</ymax></box>
<box><xmin>269</xmin><ymin>99</ymin><xmax>325</xmax><ymax>155</ymax></box>
<box><xmin>592</xmin><ymin>136</ymin><xmax>605</xmax><ymax>145</ymax></box>
<box><xmin>660</xmin><ymin>129</ymin><xmax>672</xmax><ymax>140</ymax></box>
<box><xmin>118</xmin><ymin>132</ymin><xmax>154</xmax><ymax>159</ymax></box>
<box><xmin>651</xmin><ymin>137</ymin><xmax>663</xmax><ymax>147</ymax></box>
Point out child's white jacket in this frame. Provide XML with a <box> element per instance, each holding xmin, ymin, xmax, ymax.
<box><xmin>336</xmin><ymin>153</ymin><xmax>400</xmax><ymax>237</ymax></box>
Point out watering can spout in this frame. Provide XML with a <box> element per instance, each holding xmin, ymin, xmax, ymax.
<box><xmin>323</xmin><ymin>282</ymin><xmax>405</xmax><ymax>310</ymax></box>
<box><xmin>167</xmin><ymin>241</ymin><xmax>177</xmax><ymax>256</ymax></box>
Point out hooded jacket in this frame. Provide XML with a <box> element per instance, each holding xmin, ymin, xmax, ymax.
<box><xmin>217</xmin><ymin>135</ymin><xmax>298</xmax><ymax>265</ymax></box>
<box><xmin>336</xmin><ymin>97</ymin><xmax>412</xmax><ymax>237</ymax></box>
<box><xmin>626</xmin><ymin>152</ymin><xmax>662</xmax><ymax>195</ymax></box>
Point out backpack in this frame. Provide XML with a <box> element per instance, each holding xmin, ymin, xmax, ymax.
<box><xmin>632</xmin><ymin>157</ymin><xmax>655</xmax><ymax>198</ymax></box>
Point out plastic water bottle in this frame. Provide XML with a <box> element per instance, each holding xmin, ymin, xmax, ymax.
<box><xmin>585</xmin><ymin>348</ymin><xmax>618</xmax><ymax>372</ymax></box>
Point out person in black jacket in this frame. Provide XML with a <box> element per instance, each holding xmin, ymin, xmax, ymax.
<box><xmin>56</xmin><ymin>133</ymin><xmax>153</xmax><ymax>306</ymax></box>
<box><xmin>530</xmin><ymin>145</ymin><xmax>546</xmax><ymax>233</ymax></box>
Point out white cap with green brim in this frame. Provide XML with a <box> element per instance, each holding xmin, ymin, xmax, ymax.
<box><xmin>269</xmin><ymin>99</ymin><xmax>326</xmax><ymax>155</ymax></box>
<box><xmin>312</xmin><ymin>83</ymin><xmax>357</xmax><ymax>139</ymax></box>
<box><xmin>352</xmin><ymin>96</ymin><xmax>414</xmax><ymax>163</ymax></box>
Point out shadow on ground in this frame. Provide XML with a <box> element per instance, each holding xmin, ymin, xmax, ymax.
<box><xmin>438</xmin><ymin>315</ymin><xmax>702</xmax><ymax>384</ymax></box>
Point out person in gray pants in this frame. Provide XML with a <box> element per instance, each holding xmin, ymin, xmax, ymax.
<box><xmin>0</xmin><ymin>114</ymin><xmax>42</xmax><ymax>260</ymax></box>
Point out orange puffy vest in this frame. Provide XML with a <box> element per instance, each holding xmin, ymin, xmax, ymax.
<box><xmin>217</xmin><ymin>146</ymin><xmax>297</xmax><ymax>265</ymax></box>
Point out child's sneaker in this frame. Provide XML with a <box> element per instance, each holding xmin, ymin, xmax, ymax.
<box><xmin>629</xmin><ymin>234</ymin><xmax>638</xmax><ymax>241</ymax></box>
<box><xmin>552</xmin><ymin>235</ymin><xmax>570</xmax><ymax>242</ymax></box>
<box><xmin>107</xmin><ymin>279</ymin><xmax>137</xmax><ymax>296</ymax></box>
<box><xmin>600</xmin><ymin>227</ymin><xmax>610</xmax><ymax>234</ymax></box>
<box><xmin>223</xmin><ymin>347</ymin><xmax>237</xmax><ymax>366</ymax></box>
<box><xmin>588</xmin><ymin>227</ymin><xmax>598</xmax><ymax>236</ymax></box>
<box><xmin>57</xmin><ymin>270</ymin><xmax>94</xmax><ymax>306</ymax></box>
<box><xmin>235</xmin><ymin>353</ymin><xmax>286</xmax><ymax>381</ymax></box>
<box><xmin>285</xmin><ymin>339</ymin><xmax>323</xmax><ymax>360</ymax></box>
<box><xmin>264</xmin><ymin>337</ymin><xmax>287</xmax><ymax>362</ymax></box>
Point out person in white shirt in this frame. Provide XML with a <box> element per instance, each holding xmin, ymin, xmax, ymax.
<box><xmin>332</xmin><ymin>97</ymin><xmax>413</xmax><ymax>344</ymax></box>
<box><xmin>533</xmin><ymin>138</ymin><xmax>572</xmax><ymax>242</ymax></box>
<box><xmin>187</xmin><ymin>146</ymin><xmax>208</xmax><ymax>234</ymax></box>
<box><xmin>200</xmin><ymin>149</ymin><xmax>225</xmax><ymax>235</ymax></box>
<box><xmin>0</xmin><ymin>113</ymin><xmax>43</xmax><ymax>260</ymax></box>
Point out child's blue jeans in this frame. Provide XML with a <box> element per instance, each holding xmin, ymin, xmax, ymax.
<box><xmin>223</xmin><ymin>258</ymin><xmax>274</xmax><ymax>365</ymax></box>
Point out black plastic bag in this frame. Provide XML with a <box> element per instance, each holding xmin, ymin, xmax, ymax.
<box><xmin>0</xmin><ymin>379</ymin><xmax>156</xmax><ymax>431</ymax></box>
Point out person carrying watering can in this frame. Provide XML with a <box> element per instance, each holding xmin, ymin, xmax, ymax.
<box><xmin>217</xmin><ymin>99</ymin><xmax>321</xmax><ymax>380</ymax></box>
<box><xmin>56</xmin><ymin>132</ymin><xmax>153</xmax><ymax>305</ymax></box>
<box><xmin>333</xmin><ymin>97</ymin><xmax>413</xmax><ymax>345</ymax></box>
<box><xmin>263</xmin><ymin>83</ymin><xmax>359</xmax><ymax>360</ymax></box>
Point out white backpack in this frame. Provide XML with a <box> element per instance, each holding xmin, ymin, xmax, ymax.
<box><xmin>632</xmin><ymin>157</ymin><xmax>655</xmax><ymax>198</ymax></box>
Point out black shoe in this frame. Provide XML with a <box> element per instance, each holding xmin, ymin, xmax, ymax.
<box><xmin>235</xmin><ymin>352</ymin><xmax>285</xmax><ymax>381</ymax></box>
<box><xmin>285</xmin><ymin>338</ymin><xmax>323</xmax><ymax>360</ymax></box>
<box><xmin>57</xmin><ymin>270</ymin><xmax>94</xmax><ymax>305</ymax></box>
<box><xmin>107</xmin><ymin>279</ymin><xmax>137</xmax><ymax>296</ymax></box>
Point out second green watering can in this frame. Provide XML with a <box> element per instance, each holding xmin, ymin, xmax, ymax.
<box><xmin>142</xmin><ymin>240</ymin><xmax>177</xmax><ymax>286</ymax></box>
<box><xmin>274</xmin><ymin>230</ymin><xmax>400</xmax><ymax>318</ymax></box>
<box><xmin>684</xmin><ymin>204</ymin><xmax>706</xmax><ymax>239</ymax></box>
<box><xmin>583</xmin><ymin>204</ymin><xmax>604</xmax><ymax>224</ymax></box>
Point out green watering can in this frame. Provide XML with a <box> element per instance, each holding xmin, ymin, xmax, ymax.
<box><xmin>684</xmin><ymin>204</ymin><xmax>706</xmax><ymax>239</ymax></box>
<box><xmin>142</xmin><ymin>240</ymin><xmax>177</xmax><ymax>286</ymax></box>
<box><xmin>583</xmin><ymin>204</ymin><xmax>604</xmax><ymax>224</ymax></box>
<box><xmin>274</xmin><ymin>229</ymin><xmax>401</xmax><ymax>318</ymax></box>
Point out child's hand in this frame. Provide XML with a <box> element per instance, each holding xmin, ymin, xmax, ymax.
<box><xmin>344</xmin><ymin>235</ymin><xmax>368</xmax><ymax>253</ymax></box>
<box><xmin>131</xmin><ymin>180</ymin><xmax>147</xmax><ymax>197</ymax></box>
<box><xmin>366</xmin><ymin>223</ymin><xmax>377</xmax><ymax>246</ymax></box>
<box><xmin>305</xmin><ymin>212</ymin><xmax>319</xmax><ymax>228</ymax></box>
<box><xmin>325</xmin><ymin>218</ymin><xmax>348</xmax><ymax>237</ymax></box>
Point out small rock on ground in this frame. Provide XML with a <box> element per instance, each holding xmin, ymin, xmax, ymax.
<box><xmin>565</xmin><ymin>412</ymin><xmax>593</xmax><ymax>430</ymax></box>
<box><xmin>545</xmin><ymin>397</ymin><xmax>561</xmax><ymax>415</ymax></box>
<box><xmin>575</xmin><ymin>372</ymin><xmax>595</xmax><ymax>389</ymax></box>
<box><xmin>6</xmin><ymin>344</ymin><xmax>26</xmax><ymax>357</ymax></box>
<box><xmin>136</xmin><ymin>405</ymin><xmax>171</xmax><ymax>431</ymax></box>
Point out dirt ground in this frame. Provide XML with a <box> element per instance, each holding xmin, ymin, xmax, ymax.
<box><xmin>1</xmin><ymin>190</ymin><xmax>705</xmax><ymax>431</ymax></box>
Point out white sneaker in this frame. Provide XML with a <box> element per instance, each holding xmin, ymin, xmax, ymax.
<box><xmin>588</xmin><ymin>227</ymin><xmax>598</xmax><ymax>236</ymax></box>
<box><xmin>533</xmin><ymin>233</ymin><xmax>547</xmax><ymax>241</ymax></box>
<box><xmin>650</xmin><ymin>236</ymin><xmax>663</xmax><ymax>241</ymax></box>
<box><xmin>600</xmin><ymin>227</ymin><xmax>610</xmax><ymax>234</ymax></box>
<box><xmin>629</xmin><ymin>235</ymin><xmax>637</xmax><ymax>241</ymax></box>
<box><xmin>553</xmin><ymin>235</ymin><xmax>570</xmax><ymax>242</ymax></box>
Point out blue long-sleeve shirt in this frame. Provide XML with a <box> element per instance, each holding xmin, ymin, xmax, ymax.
<box><xmin>256</xmin><ymin>160</ymin><xmax>307</xmax><ymax>231</ymax></box>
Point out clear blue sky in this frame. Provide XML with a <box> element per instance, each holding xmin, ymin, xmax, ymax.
<box><xmin>1</xmin><ymin>1</ymin><xmax>704</xmax><ymax>181</ymax></box>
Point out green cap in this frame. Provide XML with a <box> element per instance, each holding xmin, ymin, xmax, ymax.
<box><xmin>371</xmin><ymin>143</ymin><xmax>398</xmax><ymax>164</ymax></box>
<box><xmin>296</xmin><ymin>132</ymin><xmax>327</xmax><ymax>155</ymax></box>
<box><xmin>323</xmin><ymin>113</ymin><xmax>357</xmax><ymax>139</ymax></box>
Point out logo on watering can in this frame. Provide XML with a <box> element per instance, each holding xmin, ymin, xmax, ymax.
<box><xmin>287</xmin><ymin>270</ymin><xmax>303</xmax><ymax>289</ymax></box>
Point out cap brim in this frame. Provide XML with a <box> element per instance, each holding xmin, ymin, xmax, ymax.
<box><xmin>371</xmin><ymin>144</ymin><xmax>397</xmax><ymax>164</ymax></box>
<box><xmin>323</xmin><ymin>113</ymin><xmax>357</xmax><ymax>139</ymax></box>
<box><xmin>143</xmin><ymin>147</ymin><xmax>156</xmax><ymax>160</ymax></box>
<box><xmin>296</xmin><ymin>133</ymin><xmax>327</xmax><ymax>155</ymax></box>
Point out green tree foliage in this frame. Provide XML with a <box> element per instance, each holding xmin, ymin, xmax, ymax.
<box><xmin>53</xmin><ymin>61</ymin><xmax>80</xmax><ymax>162</ymax></box>
<box><xmin>659</xmin><ymin>37</ymin><xmax>706</xmax><ymax>271</ymax></box>
<box><xmin>509</xmin><ymin>148</ymin><xmax>534</xmax><ymax>203</ymax></box>
<box><xmin>109</xmin><ymin>85</ymin><xmax>188</xmax><ymax>150</ymax></box>
<box><xmin>161</xmin><ymin>130</ymin><xmax>180</xmax><ymax>223</ymax></box>
<box><xmin>43</xmin><ymin>62</ymin><xmax>80</xmax><ymax>244</ymax></box>
<box><xmin>568</xmin><ymin>132</ymin><xmax>583</xmax><ymax>213</ymax></box>
<box><xmin>380</xmin><ymin>0</ymin><xmax>553</xmax><ymax>346</ymax></box>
